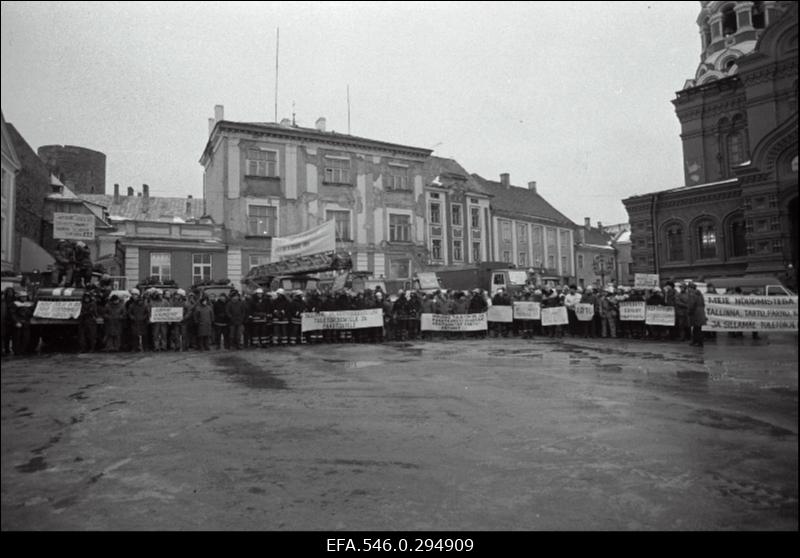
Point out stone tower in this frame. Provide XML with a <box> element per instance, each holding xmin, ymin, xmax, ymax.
<box><xmin>37</xmin><ymin>144</ymin><xmax>106</xmax><ymax>195</ymax></box>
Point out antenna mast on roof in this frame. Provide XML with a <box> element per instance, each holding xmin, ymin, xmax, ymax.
<box><xmin>292</xmin><ymin>101</ymin><xmax>296</xmax><ymax>126</ymax></box>
<box><xmin>347</xmin><ymin>85</ymin><xmax>351</xmax><ymax>135</ymax></box>
<box><xmin>274</xmin><ymin>27</ymin><xmax>279</xmax><ymax>122</ymax></box>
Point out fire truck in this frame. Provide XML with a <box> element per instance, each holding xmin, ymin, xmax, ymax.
<box><xmin>243</xmin><ymin>251</ymin><xmax>353</xmax><ymax>293</ymax></box>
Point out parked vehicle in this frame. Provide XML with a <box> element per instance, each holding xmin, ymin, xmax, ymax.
<box><xmin>427</xmin><ymin>262</ymin><xmax>529</xmax><ymax>296</ymax></box>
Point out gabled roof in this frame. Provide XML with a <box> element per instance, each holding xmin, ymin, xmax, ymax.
<box><xmin>423</xmin><ymin>156</ymin><xmax>492</xmax><ymax>197</ymax></box>
<box><xmin>581</xmin><ymin>226</ymin><xmax>614</xmax><ymax>246</ymax></box>
<box><xmin>80</xmin><ymin>194</ymin><xmax>207</xmax><ymax>223</ymax></box>
<box><xmin>471</xmin><ymin>174</ymin><xmax>576</xmax><ymax>227</ymax></box>
<box><xmin>1</xmin><ymin>111</ymin><xmax>22</xmax><ymax>171</ymax></box>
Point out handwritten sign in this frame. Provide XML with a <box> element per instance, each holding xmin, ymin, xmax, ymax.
<box><xmin>704</xmin><ymin>295</ymin><xmax>798</xmax><ymax>331</ymax></box>
<box><xmin>619</xmin><ymin>301</ymin><xmax>646</xmax><ymax>321</ymax></box>
<box><xmin>541</xmin><ymin>306</ymin><xmax>569</xmax><ymax>326</ymax></box>
<box><xmin>150</xmin><ymin>307</ymin><xmax>185</xmax><ymax>323</ymax></box>
<box><xmin>33</xmin><ymin>300</ymin><xmax>82</xmax><ymax>320</ymax></box>
<box><xmin>513</xmin><ymin>301</ymin><xmax>541</xmax><ymax>320</ymax></box>
<box><xmin>487</xmin><ymin>305</ymin><xmax>513</xmax><ymax>322</ymax></box>
<box><xmin>421</xmin><ymin>313</ymin><xmax>488</xmax><ymax>332</ymax></box>
<box><xmin>645</xmin><ymin>305</ymin><xmax>675</xmax><ymax>326</ymax></box>
<box><xmin>575</xmin><ymin>303</ymin><xmax>595</xmax><ymax>321</ymax></box>
<box><xmin>301</xmin><ymin>308</ymin><xmax>384</xmax><ymax>332</ymax></box>
<box><xmin>53</xmin><ymin>213</ymin><xmax>95</xmax><ymax>240</ymax></box>
<box><xmin>634</xmin><ymin>273</ymin><xmax>659</xmax><ymax>289</ymax></box>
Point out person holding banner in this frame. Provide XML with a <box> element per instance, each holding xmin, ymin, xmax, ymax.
<box><xmin>580</xmin><ymin>286</ymin><xmax>598</xmax><ymax>338</ymax></box>
<box><xmin>468</xmin><ymin>289</ymin><xmax>488</xmax><ymax>339</ymax></box>
<box><xmin>491</xmin><ymin>288</ymin><xmax>512</xmax><ymax>338</ymax></box>
<box><xmin>687</xmin><ymin>282</ymin><xmax>706</xmax><ymax>347</ymax></box>
<box><xmin>564</xmin><ymin>285</ymin><xmax>581</xmax><ymax>337</ymax></box>
<box><xmin>169</xmin><ymin>289</ymin><xmax>186</xmax><ymax>351</ymax></box>
<box><xmin>645</xmin><ymin>287</ymin><xmax>665</xmax><ymax>340</ymax></box>
<box><xmin>150</xmin><ymin>290</ymin><xmax>169</xmax><ymax>351</ymax></box>
<box><xmin>540</xmin><ymin>287</ymin><xmax>561</xmax><ymax>338</ymax></box>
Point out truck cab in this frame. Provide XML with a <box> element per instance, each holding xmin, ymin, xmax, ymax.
<box><xmin>489</xmin><ymin>269</ymin><xmax>529</xmax><ymax>296</ymax></box>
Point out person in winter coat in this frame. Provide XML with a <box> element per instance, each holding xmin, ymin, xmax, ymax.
<box><xmin>687</xmin><ymin>283</ymin><xmax>707</xmax><ymax>347</ymax></box>
<box><xmin>674</xmin><ymin>285</ymin><xmax>691</xmax><ymax>341</ymax></box>
<box><xmin>645</xmin><ymin>287</ymin><xmax>665</xmax><ymax>340</ymax></box>
<box><xmin>1</xmin><ymin>287</ymin><xmax>14</xmax><ymax>356</ymax></box>
<box><xmin>248</xmin><ymin>289</ymin><xmax>271</xmax><ymax>347</ymax></box>
<box><xmin>226</xmin><ymin>291</ymin><xmax>247</xmax><ymax>349</ymax></box>
<box><xmin>393</xmin><ymin>290</ymin><xmax>410</xmax><ymax>341</ymax></box>
<box><xmin>212</xmin><ymin>293</ymin><xmax>229</xmax><ymax>349</ymax></box>
<box><xmin>103</xmin><ymin>294</ymin><xmax>127</xmax><ymax>351</ymax></box>
<box><xmin>149</xmin><ymin>290</ymin><xmax>169</xmax><ymax>351</ymax></box>
<box><xmin>288</xmin><ymin>291</ymin><xmax>305</xmax><ymax>345</ymax></box>
<box><xmin>11</xmin><ymin>291</ymin><xmax>35</xmax><ymax>355</ymax></box>
<box><xmin>77</xmin><ymin>292</ymin><xmax>99</xmax><ymax>352</ymax></box>
<box><xmin>169</xmin><ymin>290</ymin><xmax>187</xmax><ymax>350</ymax></box>
<box><xmin>127</xmin><ymin>292</ymin><xmax>149</xmax><ymax>351</ymax></box>
<box><xmin>599</xmin><ymin>289</ymin><xmax>618</xmax><ymax>339</ymax></box>
<box><xmin>73</xmin><ymin>241</ymin><xmax>93</xmax><ymax>288</ymax></box>
<box><xmin>272</xmin><ymin>289</ymin><xmax>290</xmax><ymax>345</ymax></box>
<box><xmin>407</xmin><ymin>291</ymin><xmax>422</xmax><ymax>340</ymax></box>
<box><xmin>580</xmin><ymin>287</ymin><xmax>598</xmax><ymax>338</ymax></box>
<box><xmin>193</xmin><ymin>297</ymin><xmax>214</xmax><ymax>350</ymax></box>
<box><xmin>491</xmin><ymin>288</ymin><xmax>512</xmax><ymax>338</ymax></box>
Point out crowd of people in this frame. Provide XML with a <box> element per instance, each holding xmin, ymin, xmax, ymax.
<box><xmin>1</xmin><ymin>279</ymin><xmax>719</xmax><ymax>356</ymax></box>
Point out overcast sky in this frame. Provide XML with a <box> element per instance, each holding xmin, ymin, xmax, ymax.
<box><xmin>2</xmin><ymin>1</ymin><xmax>701</xmax><ymax>226</ymax></box>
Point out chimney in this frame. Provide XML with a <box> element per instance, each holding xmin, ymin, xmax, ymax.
<box><xmin>127</xmin><ymin>186</ymin><xmax>134</xmax><ymax>197</ymax></box>
<box><xmin>186</xmin><ymin>200</ymin><xmax>192</xmax><ymax>214</ymax></box>
<box><xmin>528</xmin><ymin>181</ymin><xmax>537</xmax><ymax>193</ymax></box>
<box><xmin>142</xmin><ymin>184</ymin><xmax>150</xmax><ymax>213</ymax></box>
<box><xmin>584</xmin><ymin>217</ymin><xmax>591</xmax><ymax>228</ymax></box>
<box><xmin>208</xmin><ymin>117</ymin><xmax>216</xmax><ymax>136</ymax></box>
<box><xmin>597</xmin><ymin>221</ymin><xmax>603</xmax><ymax>230</ymax></box>
<box><xmin>113</xmin><ymin>183</ymin><xmax>120</xmax><ymax>205</ymax></box>
<box><xmin>500</xmin><ymin>173</ymin><xmax>510</xmax><ymax>188</ymax></box>
<box><xmin>280</xmin><ymin>118</ymin><xmax>292</xmax><ymax>127</ymax></box>
<box><xmin>315</xmin><ymin>117</ymin><xmax>327</xmax><ymax>132</ymax></box>
<box><xmin>214</xmin><ymin>104</ymin><xmax>224</xmax><ymax>122</ymax></box>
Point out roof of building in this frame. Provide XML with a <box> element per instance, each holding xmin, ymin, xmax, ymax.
<box><xmin>471</xmin><ymin>174</ymin><xmax>576</xmax><ymax>227</ymax></box>
<box><xmin>424</xmin><ymin>156</ymin><xmax>492</xmax><ymax>197</ymax></box>
<box><xmin>615</xmin><ymin>230</ymin><xmax>631</xmax><ymax>244</ymax></box>
<box><xmin>581</xmin><ymin>226</ymin><xmax>614</xmax><ymax>246</ymax></box>
<box><xmin>80</xmin><ymin>194</ymin><xmax>208</xmax><ymax>223</ymax></box>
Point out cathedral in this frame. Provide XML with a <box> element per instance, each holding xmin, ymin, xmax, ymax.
<box><xmin>624</xmin><ymin>1</ymin><xmax>797</xmax><ymax>289</ymax></box>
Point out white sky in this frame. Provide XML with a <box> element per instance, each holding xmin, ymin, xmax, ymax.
<box><xmin>1</xmin><ymin>1</ymin><xmax>701</xmax><ymax>226</ymax></box>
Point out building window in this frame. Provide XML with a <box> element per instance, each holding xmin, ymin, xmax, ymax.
<box><xmin>248</xmin><ymin>254</ymin><xmax>270</xmax><ymax>272</ymax></box>
<box><xmin>386</xmin><ymin>172</ymin><xmax>409</xmax><ymax>191</ymax></box>
<box><xmin>429</xmin><ymin>202</ymin><xmax>441</xmax><ymax>224</ymax></box>
<box><xmin>324</xmin><ymin>157</ymin><xmax>351</xmax><ymax>184</ymax></box>
<box><xmin>327</xmin><ymin>210</ymin><xmax>351</xmax><ymax>241</ymax></box>
<box><xmin>578</xmin><ymin>254</ymin><xmax>584</xmax><ymax>270</ymax></box>
<box><xmin>247</xmin><ymin>205</ymin><xmax>277</xmax><ymax>236</ymax></box>
<box><xmin>518</xmin><ymin>252</ymin><xmax>527</xmax><ymax>266</ymax></box>
<box><xmin>431</xmin><ymin>239</ymin><xmax>442</xmax><ymax>261</ymax></box>
<box><xmin>501</xmin><ymin>221</ymin><xmax>512</xmax><ymax>243</ymax></box>
<box><xmin>729</xmin><ymin>215</ymin><xmax>747</xmax><ymax>257</ymax></box>
<box><xmin>697</xmin><ymin>220</ymin><xmax>717</xmax><ymax>259</ymax></box>
<box><xmin>150</xmin><ymin>252</ymin><xmax>171</xmax><ymax>282</ymax></box>
<box><xmin>561</xmin><ymin>256</ymin><xmax>568</xmax><ymax>275</ymax></box>
<box><xmin>451</xmin><ymin>204</ymin><xmax>462</xmax><ymax>226</ymax></box>
<box><xmin>391</xmin><ymin>258</ymin><xmax>410</xmax><ymax>279</ymax></box>
<box><xmin>751</xmin><ymin>1</ymin><xmax>765</xmax><ymax>29</ymax></box>
<box><xmin>517</xmin><ymin>223</ymin><xmax>528</xmax><ymax>245</ymax></box>
<box><xmin>192</xmin><ymin>253</ymin><xmax>212</xmax><ymax>284</ymax></box>
<box><xmin>389</xmin><ymin>213</ymin><xmax>411</xmax><ymax>242</ymax></box>
<box><xmin>503</xmin><ymin>251</ymin><xmax>511</xmax><ymax>263</ymax></box>
<box><xmin>722</xmin><ymin>5</ymin><xmax>737</xmax><ymax>35</ymax></box>
<box><xmin>665</xmin><ymin>223</ymin><xmax>685</xmax><ymax>262</ymax></box>
<box><xmin>246</xmin><ymin>149</ymin><xmax>278</xmax><ymax>177</ymax></box>
<box><xmin>531</xmin><ymin>225</ymin><xmax>544</xmax><ymax>265</ymax></box>
<box><xmin>470</xmin><ymin>206</ymin><xmax>480</xmax><ymax>228</ymax></box>
<box><xmin>547</xmin><ymin>255</ymin><xmax>555</xmax><ymax>269</ymax></box>
<box><xmin>453</xmin><ymin>240</ymin><xmax>463</xmax><ymax>262</ymax></box>
<box><xmin>472</xmin><ymin>242</ymin><xmax>481</xmax><ymax>262</ymax></box>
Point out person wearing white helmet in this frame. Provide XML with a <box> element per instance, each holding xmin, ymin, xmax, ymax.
<box><xmin>272</xmin><ymin>288</ymin><xmax>290</xmax><ymax>345</ymax></box>
<box><xmin>248</xmin><ymin>287</ymin><xmax>271</xmax><ymax>348</ymax></box>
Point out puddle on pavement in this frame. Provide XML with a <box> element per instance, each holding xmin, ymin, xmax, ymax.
<box><xmin>323</xmin><ymin>358</ymin><xmax>384</xmax><ymax>369</ymax></box>
<box><xmin>597</xmin><ymin>364</ymin><xmax>623</xmax><ymax>373</ymax></box>
<box><xmin>677</xmin><ymin>370</ymin><xmax>709</xmax><ymax>380</ymax></box>
<box><xmin>15</xmin><ymin>456</ymin><xmax>48</xmax><ymax>473</ymax></box>
<box><xmin>213</xmin><ymin>355</ymin><xmax>287</xmax><ymax>390</ymax></box>
<box><xmin>686</xmin><ymin>409</ymin><xmax>795</xmax><ymax>437</ymax></box>
<box><xmin>488</xmin><ymin>349</ymin><xmax>543</xmax><ymax>358</ymax></box>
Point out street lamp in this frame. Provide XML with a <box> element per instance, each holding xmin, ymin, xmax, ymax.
<box><xmin>593</xmin><ymin>255</ymin><xmax>607</xmax><ymax>287</ymax></box>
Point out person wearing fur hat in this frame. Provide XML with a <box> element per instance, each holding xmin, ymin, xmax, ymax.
<box><xmin>127</xmin><ymin>289</ymin><xmax>150</xmax><ymax>351</ymax></box>
<box><xmin>103</xmin><ymin>294</ymin><xmax>126</xmax><ymax>351</ymax></box>
<box><xmin>193</xmin><ymin>296</ymin><xmax>214</xmax><ymax>350</ymax></box>
<box><xmin>78</xmin><ymin>292</ymin><xmax>99</xmax><ymax>352</ymax></box>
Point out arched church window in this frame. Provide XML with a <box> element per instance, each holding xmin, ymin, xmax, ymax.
<box><xmin>722</xmin><ymin>5</ymin><xmax>738</xmax><ymax>35</ymax></box>
<box><xmin>752</xmin><ymin>1</ymin><xmax>765</xmax><ymax>29</ymax></box>
<box><xmin>697</xmin><ymin>220</ymin><xmax>718</xmax><ymax>259</ymax></box>
<box><xmin>665</xmin><ymin>223</ymin><xmax>685</xmax><ymax>262</ymax></box>
<box><xmin>728</xmin><ymin>214</ymin><xmax>747</xmax><ymax>258</ymax></box>
<box><xmin>702</xmin><ymin>18</ymin><xmax>712</xmax><ymax>47</ymax></box>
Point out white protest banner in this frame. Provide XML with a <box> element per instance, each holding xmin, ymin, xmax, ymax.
<box><xmin>33</xmin><ymin>300</ymin><xmax>82</xmax><ymax>319</ymax></box>
<box><xmin>645</xmin><ymin>305</ymin><xmax>675</xmax><ymax>326</ymax></box>
<box><xmin>421</xmin><ymin>313</ymin><xmax>488</xmax><ymax>332</ymax></box>
<box><xmin>301</xmin><ymin>308</ymin><xmax>384</xmax><ymax>332</ymax></box>
<box><xmin>704</xmin><ymin>294</ymin><xmax>798</xmax><ymax>332</ymax></box>
<box><xmin>634</xmin><ymin>273</ymin><xmax>659</xmax><ymax>289</ymax></box>
<box><xmin>487</xmin><ymin>305</ymin><xmax>513</xmax><ymax>322</ymax></box>
<box><xmin>541</xmin><ymin>306</ymin><xmax>569</xmax><ymax>326</ymax></box>
<box><xmin>575</xmin><ymin>303</ymin><xmax>595</xmax><ymax>321</ymax></box>
<box><xmin>619</xmin><ymin>301</ymin><xmax>646</xmax><ymax>321</ymax></box>
<box><xmin>272</xmin><ymin>220</ymin><xmax>336</xmax><ymax>259</ymax></box>
<box><xmin>150</xmin><ymin>307</ymin><xmax>184</xmax><ymax>323</ymax></box>
<box><xmin>53</xmin><ymin>212</ymin><xmax>95</xmax><ymax>240</ymax></box>
<box><xmin>513</xmin><ymin>301</ymin><xmax>541</xmax><ymax>320</ymax></box>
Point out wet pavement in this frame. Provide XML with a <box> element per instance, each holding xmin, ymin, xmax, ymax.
<box><xmin>1</xmin><ymin>333</ymin><xmax>797</xmax><ymax>530</ymax></box>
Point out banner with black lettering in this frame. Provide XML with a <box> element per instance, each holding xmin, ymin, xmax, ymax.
<box><xmin>619</xmin><ymin>301</ymin><xmax>646</xmax><ymax>321</ymax></box>
<box><xmin>487</xmin><ymin>306</ymin><xmax>513</xmax><ymax>323</ymax></box>
<box><xmin>301</xmin><ymin>308</ymin><xmax>384</xmax><ymax>332</ymax></box>
<box><xmin>645</xmin><ymin>305</ymin><xmax>675</xmax><ymax>326</ymax></box>
<box><xmin>704</xmin><ymin>295</ymin><xmax>798</xmax><ymax>332</ymax></box>
<box><xmin>541</xmin><ymin>306</ymin><xmax>569</xmax><ymax>326</ymax></box>
<box><xmin>33</xmin><ymin>301</ymin><xmax>81</xmax><ymax>320</ymax></box>
<box><xmin>150</xmin><ymin>307</ymin><xmax>184</xmax><ymax>323</ymax></box>
<box><xmin>421</xmin><ymin>313</ymin><xmax>488</xmax><ymax>332</ymax></box>
<box><xmin>512</xmin><ymin>301</ymin><xmax>541</xmax><ymax>320</ymax></box>
<box><xmin>575</xmin><ymin>303</ymin><xmax>595</xmax><ymax>321</ymax></box>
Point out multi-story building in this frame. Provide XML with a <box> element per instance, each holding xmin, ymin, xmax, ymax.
<box><xmin>623</xmin><ymin>1</ymin><xmax>797</xmax><ymax>287</ymax></box>
<box><xmin>200</xmin><ymin>107</ymin><xmax>433</xmax><ymax>286</ymax></box>
<box><xmin>575</xmin><ymin>218</ymin><xmax>616</xmax><ymax>289</ymax></box>
<box><xmin>422</xmin><ymin>157</ymin><xmax>492</xmax><ymax>268</ymax></box>
<box><xmin>472</xmin><ymin>174</ymin><xmax>577</xmax><ymax>284</ymax></box>
<box><xmin>1</xmin><ymin>112</ymin><xmax>21</xmax><ymax>273</ymax></box>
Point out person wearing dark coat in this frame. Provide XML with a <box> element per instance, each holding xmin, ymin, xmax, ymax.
<box><xmin>2</xmin><ymin>287</ymin><xmax>14</xmax><ymax>356</ymax></box>
<box><xmin>127</xmin><ymin>294</ymin><xmax>149</xmax><ymax>351</ymax></box>
<box><xmin>248</xmin><ymin>289</ymin><xmax>271</xmax><ymax>347</ymax></box>
<box><xmin>687</xmin><ymin>283</ymin><xmax>707</xmax><ymax>347</ymax></box>
<box><xmin>272</xmin><ymin>289</ymin><xmax>290</xmax><ymax>345</ymax></box>
<box><xmin>393</xmin><ymin>291</ymin><xmax>411</xmax><ymax>341</ymax></box>
<box><xmin>103</xmin><ymin>295</ymin><xmax>126</xmax><ymax>351</ymax></box>
<box><xmin>305</xmin><ymin>290</ymin><xmax>324</xmax><ymax>344</ymax></box>
<box><xmin>193</xmin><ymin>297</ymin><xmax>214</xmax><ymax>350</ymax></box>
<box><xmin>226</xmin><ymin>291</ymin><xmax>247</xmax><ymax>349</ymax></box>
<box><xmin>11</xmin><ymin>292</ymin><xmax>35</xmax><ymax>355</ymax></box>
<box><xmin>288</xmin><ymin>292</ymin><xmax>305</xmax><ymax>345</ymax></box>
<box><xmin>491</xmin><ymin>288</ymin><xmax>512</xmax><ymax>338</ymax></box>
<box><xmin>78</xmin><ymin>292</ymin><xmax>99</xmax><ymax>352</ymax></box>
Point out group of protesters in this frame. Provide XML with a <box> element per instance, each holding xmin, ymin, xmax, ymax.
<box><xmin>1</xmin><ymin>277</ymin><xmax>722</xmax><ymax>356</ymax></box>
